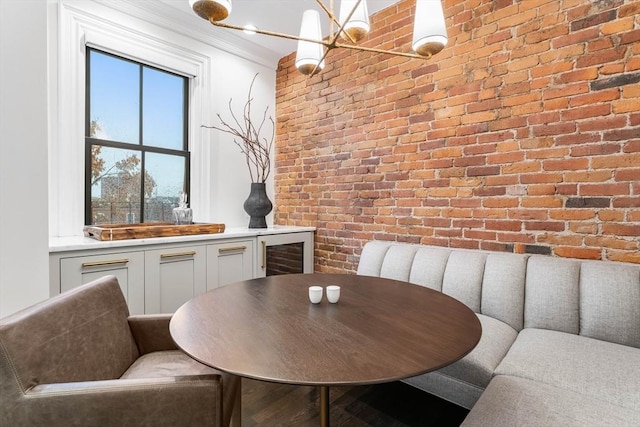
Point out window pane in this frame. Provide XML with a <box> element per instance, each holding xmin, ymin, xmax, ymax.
<box><xmin>143</xmin><ymin>67</ymin><xmax>185</xmax><ymax>150</ymax></box>
<box><xmin>90</xmin><ymin>146</ymin><xmax>142</xmax><ymax>224</ymax></box>
<box><xmin>143</xmin><ymin>152</ymin><xmax>187</xmax><ymax>222</ymax></box>
<box><xmin>89</xmin><ymin>50</ymin><xmax>140</xmax><ymax>144</ymax></box>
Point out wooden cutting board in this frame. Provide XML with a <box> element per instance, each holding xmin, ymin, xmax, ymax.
<box><xmin>83</xmin><ymin>222</ymin><xmax>226</xmax><ymax>241</ymax></box>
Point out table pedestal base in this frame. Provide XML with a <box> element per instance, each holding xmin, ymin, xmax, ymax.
<box><xmin>319</xmin><ymin>386</ymin><xmax>329</xmax><ymax>427</ymax></box>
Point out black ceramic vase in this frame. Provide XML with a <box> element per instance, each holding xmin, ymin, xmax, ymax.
<box><xmin>243</xmin><ymin>182</ymin><xmax>273</xmax><ymax>228</ymax></box>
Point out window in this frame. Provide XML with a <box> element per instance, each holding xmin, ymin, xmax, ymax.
<box><xmin>85</xmin><ymin>48</ymin><xmax>189</xmax><ymax>225</ymax></box>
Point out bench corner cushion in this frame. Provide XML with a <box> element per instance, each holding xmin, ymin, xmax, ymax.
<box><xmin>579</xmin><ymin>261</ymin><xmax>640</xmax><ymax>348</ymax></box>
<box><xmin>438</xmin><ymin>314</ymin><xmax>517</xmax><ymax>388</ymax></box>
<box><xmin>462</xmin><ymin>375</ymin><xmax>640</xmax><ymax>427</ymax></box>
<box><xmin>524</xmin><ymin>256</ymin><xmax>581</xmax><ymax>334</ymax></box>
<box><xmin>494</xmin><ymin>328</ymin><xmax>640</xmax><ymax>411</ymax></box>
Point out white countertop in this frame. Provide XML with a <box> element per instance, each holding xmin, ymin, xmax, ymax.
<box><xmin>49</xmin><ymin>225</ymin><xmax>316</xmax><ymax>253</ymax></box>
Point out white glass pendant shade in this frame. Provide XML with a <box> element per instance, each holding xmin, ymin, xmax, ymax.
<box><xmin>339</xmin><ymin>0</ymin><xmax>370</xmax><ymax>42</ymax></box>
<box><xmin>412</xmin><ymin>0</ymin><xmax>447</xmax><ymax>57</ymax></box>
<box><xmin>295</xmin><ymin>10</ymin><xmax>325</xmax><ymax>75</ymax></box>
<box><xmin>189</xmin><ymin>0</ymin><xmax>232</xmax><ymax>22</ymax></box>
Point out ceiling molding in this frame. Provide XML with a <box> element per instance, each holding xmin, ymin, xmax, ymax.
<box><xmin>92</xmin><ymin>0</ymin><xmax>282</xmax><ymax>69</ymax></box>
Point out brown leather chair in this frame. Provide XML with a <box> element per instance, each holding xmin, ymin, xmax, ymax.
<box><xmin>0</xmin><ymin>275</ymin><xmax>240</xmax><ymax>426</ymax></box>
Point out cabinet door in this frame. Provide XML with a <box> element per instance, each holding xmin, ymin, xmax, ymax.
<box><xmin>59</xmin><ymin>251</ymin><xmax>145</xmax><ymax>315</ymax></box>
<box><xmin>207</xmin><ymin>240</ymin><xmax>254</xmax><ymax>290</ymax></box>
<box><xmin>144</xmin><ymin>245</ymin><xmax>206</xmax><ymax>314</ymax></box>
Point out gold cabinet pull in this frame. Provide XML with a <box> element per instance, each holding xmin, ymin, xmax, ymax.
<box><xmin>218</xmin><ymin>246</ymin><xmax>247</xmax><ymax>253</ymax></box>
<box><xmin>261</xmin><ymin>240</ymin><xmax>266</xmax><ymax>270</ymax></box>
<box><xmin>82</xmin><ymin>259</ymin><xmax>129</xmax><ymax>268</ymax></box>
<box><xmin>160</xmin><ymin>251</ymin><xmax>196</xmax><ymax>260</ymax></box>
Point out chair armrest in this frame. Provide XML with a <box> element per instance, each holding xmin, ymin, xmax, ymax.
<box><xmin>17</xmin><ymin>376</ymin><xmax>223</xmax><ymax>426</ymax></box>
<box><xmin>128</xmin><ymin>314</ymin><xmax>177</xmax><ymax>355</ymax></box>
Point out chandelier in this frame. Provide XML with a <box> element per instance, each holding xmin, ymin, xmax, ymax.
<box><xmin>189</xmin><ymin>0</ymin><xmax>448</xmax><ymax>75</ymax></box>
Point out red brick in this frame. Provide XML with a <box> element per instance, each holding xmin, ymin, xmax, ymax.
<box><xmin>606</xmin><ymin>250</ymin><xmax>640</xmax><ymax>264</ymax></box>
<box><xmin>556</xmin><ymin>67</ymin><xmax>599</xmax><ymax>84</ymax></box>
<box><xmin>485</xmin><ymin>220</ymin><xmax>522</xmax><ymax>232</ymax></box>
<box><xmin>615</xmin><ymin>169</ymin><xmax>640</xmax><ymax>181</ymax></box>
<box><xmin>543</xmin><ymin>83</ymin><xmax>589</xmax><ymax>100</ymax></box>
<box><xmin>570</xmin><ymin>222</ymin><xmax>599</xmax><ymax>234</ymax></box>
<box><xmin>468</xmin><ymin>166</ymin><xmax>501</xmax><ymax>176</ymax></box>
<box><xmin>577</xmin><ymin>46</ymin><xmax>628</xmax><ymax>68</ymax></box>
<box><xmin>603</xmin><ymin>223</ymin><xmax>640</xmax><ymax>237</ymax></box>
<box><xmin>570</xmin><ymin>88</ymin><xmax>620</xmax><ymax>107</ymax></box>
<box><xmin>556</xmin><ymin>133</ymin><xmax>602</xmax><ymax>145</ymax></box>
<box><xmin>533</xmin><ymin>122</ymin><xmax>578</xmax><ymax>137</ymax></box>
<box><xmin>577</xmin><ymin>116</ymin><xmax>627</xmax><ymax>132</ymax></box>
<box><xmin>521</xmin><ymin>196</ymin><xmax>564</xmax><ymax>208</ymax></box>
<box><xmin>543</xmin><ymin>158</ymin><xmax>589</xmax><ymax>171</ymax></box>
<box><xmin>624</xmin><ymin>141</ymin><xmax>640</xmax><ymax>153</ymax></box>
<box><xmin>554</xmin><ymin>247</ymin><xmax>602</xmax><ymax>260</ymax></box>
<box><xmin>580</xmin><ymin>183</ymin><xmax>630</xmax><ymax>196</ymax></box>
<box><xmin>612</xmin><ymin>197</ymin><xmax>640</xmax><ymax>208</ymax></box>
<box><xmin>561</xmin><ymin>104</ymin><xmax>611</xmax><ymax>121</ymax></box>
<box><xmin>525</xmin><ymin>221</ymin><xmax>566</xmax><ymax>232</ymax></box>
<box><xmin>585</xmin><ymin>236</ymin><xmax>636</xmax><ymax>251</ymax></box>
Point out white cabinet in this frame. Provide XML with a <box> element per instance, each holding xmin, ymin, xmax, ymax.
<box><xmin>207</xmin><ymin>240</ymin><xmax>255</xmax><ymax>290</ymax></box>
<box><xmin>57</xmin><ymin>250</ymin><xmax>145</xmax><ymax>314</ymax></box>
<box><xmin>50</xmin><ymin>227</ymin><xmax>315</xmax><ymax>314</ymax></box>
<box><xmin>144</xmin><ymin>244</ymin><xmax>206</xmax><ymax>314</ymax></box>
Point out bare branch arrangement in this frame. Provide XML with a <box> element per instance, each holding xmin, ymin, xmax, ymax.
<box><xmin>202</xmin><ymin>73</ymin><xmax>274</xmax><ymax>183</ymax></box>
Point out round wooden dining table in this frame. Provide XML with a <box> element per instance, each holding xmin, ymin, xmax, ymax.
<box><xmin>170</xmin><ymin>273</ymin><xmax>481</xmax><ymax>426</ymax></box>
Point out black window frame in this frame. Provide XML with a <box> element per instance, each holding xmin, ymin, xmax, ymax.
<box><xmin>84</xmin><ymin>47</ymin><xmax>190</xmax><ymax>225</ymax></box>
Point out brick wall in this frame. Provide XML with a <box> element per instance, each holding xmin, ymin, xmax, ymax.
<box><xmin>275</xmin><ymin>0</ymin><xmax>640</xmax><ymax>272</ymax></box>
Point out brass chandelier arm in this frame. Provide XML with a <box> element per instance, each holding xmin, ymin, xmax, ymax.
<box><xmin>210</xmin><ymin>20</ymin><xmax>429</xmax><ymax>62</ymax></box>
<box><xmin>334</xmin><ymin>42</ymin><xmax>432</xmax><ymax>59</ymax></box>
<box><xmin>313</xmin><ymin>0</ymin><xmax>358</xmax><ymax>44</ymax></box>
<box><xmin>209</xmin><ymin>19</ymin><xmax>333</xmax><ymax>47</ymax></box>
<box><xmin>209</xmin><ymin>2</ymin><xmax>362</xmax><ymax>47</ymax></box>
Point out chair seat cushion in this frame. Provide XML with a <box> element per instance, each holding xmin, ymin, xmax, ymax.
<box><xmin>122</xmin><ymin>350</ymin><xmax>241</xmax><ymax>427</ymax></box>
<box><xmin>121</xmin><ymin>350</ymin><xmax>220</xmax><ymax>379</ymax></box>
<box><xmin>462</xmin><ymin>375</ymin><xmax>640</xmax><ymax>427</ymax></box>
<box><xmin>438</xmin><ymin>313</ymin><xmax>517</xmax><ymax>388</ymax></box>
<box><xmin>495</xmin><ymin>328</ymin><xmax>640</xmax><ymax>411</ymax></box>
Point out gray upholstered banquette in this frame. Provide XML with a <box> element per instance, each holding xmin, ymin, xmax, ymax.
<box><xmin>357</xmin><ymin>241</ymin><xmax>640</xmax><ymax>426</ymax></box>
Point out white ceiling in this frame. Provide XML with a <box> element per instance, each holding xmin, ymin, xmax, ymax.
<box><xmin>157</xmin><ymin>0</ymin><xmax>399</xmax><ymax>61</ymax></box>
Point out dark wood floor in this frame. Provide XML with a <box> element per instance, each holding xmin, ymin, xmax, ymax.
<box><xmin>240</xmin><ymin>378</ymin><xmax>469</xmax><ymax>426</ymax></box>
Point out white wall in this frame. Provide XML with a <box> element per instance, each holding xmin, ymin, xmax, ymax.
<box><xmin>0</xmin><ymin>0</ymin><xmax>277</xmax><ymax>317</ymax></box>
<box><xmin>205</xmin><ymin>55</ymin><xmax>276</xmax><ymax>227</ymax></box>
<box><xmin>0</xmin><ymin>0</ymin><xmax>51</xmax><ymax>317</ymax></box>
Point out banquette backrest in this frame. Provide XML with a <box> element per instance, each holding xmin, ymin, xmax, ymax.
<box><xmin>357</xmin><ymin>241</ymin><xmax>640</xmax><ymax>348</ymax></box>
